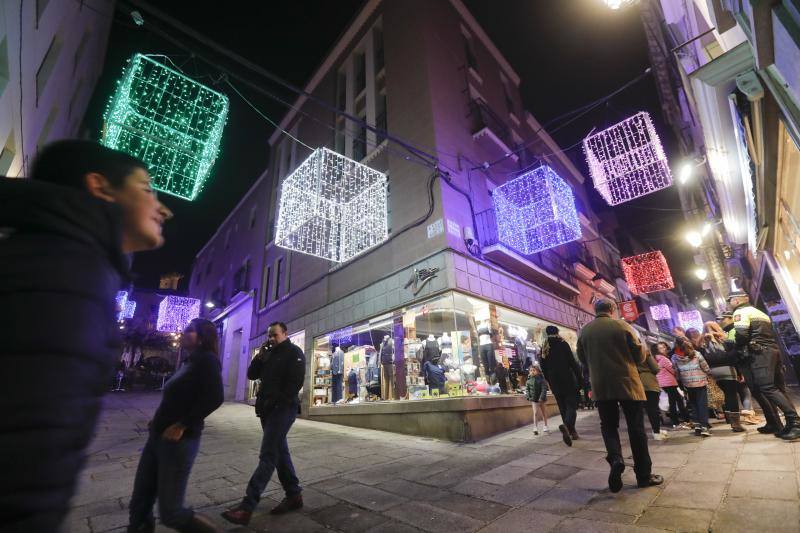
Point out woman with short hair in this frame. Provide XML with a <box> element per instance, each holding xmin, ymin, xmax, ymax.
<box><xmin>127</xmin><ymin>318</ymin><xmax>225</xmax><ymax>533</ymax></box>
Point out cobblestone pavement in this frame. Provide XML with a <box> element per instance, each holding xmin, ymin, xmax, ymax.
<box><xmin>68</xmin><ymin>392</ymin><xmax>800</xmax><ymax>532</ymax></box>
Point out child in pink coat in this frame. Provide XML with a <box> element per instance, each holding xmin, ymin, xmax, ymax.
<box><xmin>651</xmin><ymin>342</ymin><xmax>689</xmax><ymax>428</ymax></box>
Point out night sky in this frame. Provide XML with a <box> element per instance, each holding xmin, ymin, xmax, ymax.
<box><xmin>83</xmin><ymin>0</ymin><xmax>701</xmax><ymax>303</ymax></box>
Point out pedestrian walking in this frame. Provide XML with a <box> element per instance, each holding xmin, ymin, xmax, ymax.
<box><xmin>672</xmin><ymin>337</ymin><xmax>713</xmax><ymax>437</ymax></box>
<box><xmin>638</xmin><ymin>349</ymin><xmax>667</xmax><ymax>440</ymax></box>
<box><xmin>726</xmin><ymin>292</ymin><xmax>800</xmax><ymax>440</ymax></box>
<box><xmin>540</xmin><ymin>325</ymin><xmax>582</xmax><ymax>446</ymax></box>
<box><xmin>525</xmin><ymin>365</ymin><xmax>549</xmax><ymax>435</ymax></box>
<box><xmin>701</xmin><ymin>321</ymin><xmax>745</xmax><ymax>432</ymax></box>
<box><xmin>0</xmin><ymin>140</ymin><xmax>172</xmax><ymax>531</ymax></box>
<box><xmin>652</xmin><ymin>342</ymin><xmax>689</xmax><ymax>428</ymax></box>
<box><xmin>577</xmin><ymin>299</ymin><xmax>663</xmax><ymax>493</ymax></box>
<box><xmin>127</xmin><ymin>319</ymin><xmax>224</xmax><ymax>533</ymax></box>
<box><xmin>222</xmin><ymin>322</ymin><xmax>306</xmax><ymax>526</ymax></box>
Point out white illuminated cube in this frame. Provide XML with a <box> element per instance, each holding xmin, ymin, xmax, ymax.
<box><xmin>583</xmin><ymin>111</ymin><xmax>672</xmax><ymax>205</ymax></box>
<box><xmin>275</xmin><ymin>148</ymin><xmax>388</xmax><ymax>263</ymax></box>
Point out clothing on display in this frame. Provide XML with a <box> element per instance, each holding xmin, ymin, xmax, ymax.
<box><xmin>380</xmin><ymin>363</ymin><xmax>395</xmax><ymax>400</ymax></box>
<box><xmin>480</xmin><ymin>344</ymin><xmax>497</xmax><ymax>382</ymax></box>
<box><xmin>331</xmin><ymin>374</ymin><xmax>343</xmax><ymax>403</ymax></box>
<box><xmin>423</xmin><ymin>360</ymin><xmax>446</xmax><ymax>393</ymax></box>
<box><xmin>331</xmin><ymin>347</ymin><xmax>344</xmax><ymax>375</ymax></box>
<box><xmin>347</xmin><ymin>369</ymin><xmax>359</xmax><ymax>397</ymax></box>
<box><xmin>422</xmin><ymin>338</ymin><xmax>441</xmax><ymax>364</ymax></box>
<box><xmin>379</xmin><ymin>337</ymin><xmax>395</xmax><ymax>365</ymax></box>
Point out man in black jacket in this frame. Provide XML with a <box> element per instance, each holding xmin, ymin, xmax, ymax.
<box><xmin>540</xmin><ymin>325</ymin><xmax>583</xmax><ymax>446</ymax></box>
<box><xmin>222</xmin><ymin>322</ymin><xmax>306</xmax><ymax>526</ymax></box>
<box><xmin>0</xmin><ymin>141</ymin><xmax>171</xmax><ymax>531</ymax></box>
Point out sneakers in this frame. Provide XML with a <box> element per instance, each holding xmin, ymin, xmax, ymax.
<box><xmin>699</xmin><ymin>427</ymin><xmax>711</xmax><ymax>437</ymax></box>
<box><xmin>542</xmin><ymin>425</ymin><xmax>550</xmax><ymax>434</ymax></box>
<box><xmin>270</xmin><ymin>494</ymin><xmax>303</xmax><ymax>515</ymax></box>
<box><xmin>221</xmin><ymin>506</ymin><xmax>252</xmax><ymax>526</ymax></box>
<box><xmin>559</xmin><ymin>424</ymin><xmax>573</xmax><ymax>447</ymax></box>
<box><xmin>608</xmin><ymin>461</ymin><xmax>625</xmax><ymax>493</ymax></box>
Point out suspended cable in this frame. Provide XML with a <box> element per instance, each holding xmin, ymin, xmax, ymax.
<box><xmin>225</xmin><ymin>79</ymin><xmax>313</xmax><ymax>150</ymax></box>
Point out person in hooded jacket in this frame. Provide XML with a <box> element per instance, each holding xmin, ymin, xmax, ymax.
<box><xmin>0</xmin><ymin>140</ymin><xmax>172</xmax><ymax>532</ymax></box>
<box><xmin>540</xmin><ymin>325</ymin><xmax>583</xmax><ymax>446</ymax></box>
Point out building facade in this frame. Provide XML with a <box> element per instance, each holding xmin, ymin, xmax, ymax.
<box><xmin>643</xmin><ymin>0</ymin><xmax>800</xmax><ymax>382</ymax></box>
<box><xmin>190</xmin><ymin>0</ymin><xmax>690</xmax><ymax>433</ymax></box>
<box><xmin>0</xmin><ymin>0</ymin><xmax>113</xmax><ymax>177</ymax></box>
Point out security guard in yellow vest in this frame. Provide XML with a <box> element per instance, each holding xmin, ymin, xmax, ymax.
<box><xmin>727</xmin><ymin>292</ymin><xmax>800</xmax><ymax>440</ymax></box>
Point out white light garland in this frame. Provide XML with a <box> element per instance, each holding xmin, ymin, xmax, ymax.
<box><xmin>650</xmin><ymin>303</ymin><xmax>671</xmax><ymax>321</ymax></box>
<box><xmin>583</xmin><ymin>111</ymin><xmax>673</xmax><ymax>206</ymax></box>
<box><xmin>678</xmin><ymin>310</ymin><xmax>704</xmax><ymax>332</ymax></box>
<box><xmin>275</xmin><ymin>147</ymin><xmax>388</xmax><ymax>263</ymax></box>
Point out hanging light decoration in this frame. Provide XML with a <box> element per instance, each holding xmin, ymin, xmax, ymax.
<box><xmin>493</xmin><ymin>164</ymin><xmax>581</xmax><ymax>254</ymax></box>
<box><xmin>275</xmin><ymin>147</ymin><xmax>388</xmax><ymax>263</ymax></box>
<box><xmin>583</xmin><ymin>111</ymin><xmax>673</xmax><ymax>206</ymax></box>
<box><xmin>621</xmin><ymin>251</ymin><xmax>675</xmax><ymax>294</ymax></box>
<box><xmin>102</xmin><ymin>54</ymin><xmax>229</xmax><ymax>201</ymax></box>
<box><xmin>122</xmin><ymin>300</ymin><xmax>137</xmax><ymax>319</ymax></box>
<box><xmin>650</xmin><ymin>303</ymin><xmax>671</xmax><ymax>321</ymax></box>
<box><xmin>156</xmin><ymin>296</ymin><xmax>201</xmax><ymax>332</ymax></box>
<box><xmin>329</xmin><ymin>326</ymin><xmax>353</xmax><ymax>345</ymax></box>
<box><xmin>678</xmin><ymin>310</ymin><xmax>704</xmax><ymax>331</ymax></box>
<box><xmin>115</xmin><ymin>291</ymin><xmax>129</xmax><ymax>321</ymax></box>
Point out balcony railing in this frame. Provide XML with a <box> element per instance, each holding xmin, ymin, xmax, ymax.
<box><xmin>475</xmin><ymin>208</ymin><xmax>578</xmax><ymax>288</ymax></box>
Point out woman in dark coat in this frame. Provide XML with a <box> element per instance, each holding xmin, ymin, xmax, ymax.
<box><xmin>127</xmin><ymin>318</ymin><xmax>224</xmax><ymax>532</ymax></box>
<box><xmin>540</xmin><ymin>325</ymin><xmax>583</xmax><ymax>446</ymax></box>
<box><xmin>0</xmin><ymin>141</ymin><xmax>171</xmax><ymax>531</ymax></box>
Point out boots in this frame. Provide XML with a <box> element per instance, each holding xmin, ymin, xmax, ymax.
<box><xmin>127</xmin><ymin>520</ymin><xmax>155</xmax><ymax>533</ymax></box>
<box><xmin>727</xmin><ymin>412</ymin><xmax>745</xmax><ymax>433</ymax></box>
<box><xmin>176</xmin><ymin>513</ymin><xmax>223</xmax><ymax>533</ymax></box>
<box><xmin>777</xmin><ymin>415</ymin><xmax>800</xmax><ymax>440</ymax></box>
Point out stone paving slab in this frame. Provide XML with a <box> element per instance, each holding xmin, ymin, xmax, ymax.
<box><xmin>68</xmin><ymin>392</ymin><xmax>800</xmax><ymax>532</ymax></box>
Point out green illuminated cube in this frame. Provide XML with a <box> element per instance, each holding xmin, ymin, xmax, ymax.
<box><xmin>102</xmin><ymin>54</ymin><xmax>229</xmax><ymax>201</ymax></box>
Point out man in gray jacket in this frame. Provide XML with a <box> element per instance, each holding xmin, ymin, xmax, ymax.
<box><xmin>577</xmin><ymin>299</ymin><xmax>663</xmax><ymax>493</ymax></box>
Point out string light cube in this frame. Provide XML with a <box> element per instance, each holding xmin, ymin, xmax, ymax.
<box><xmin>115</xmin><ymin>291</ymin><xmax>128</xmax><ymax>321</ymax></box>
<box><xmin>275</xmin><ymin>147</ymin><xmax>388</xmax><ymax>263</ymax></box>
<box><xmin>156</xmin><ymin>296</ymin><xmax>201</xmax><ymax>333</ymax></box>
<box><xmin>621</xmin><ymin>251</ymin><xmax>674</xmax><ymax>294</ymax></box>
<box><xmin>122</xmin><ymin>300</ymin><xmax>137</xmax><ymax>320</ymax></box>
<box><xmin>102</xmin><ymin>54</ymin><xmax>229</xmax><ymax>201</ymax></box>
<box><xmin>583</xmin><ymin>111</ymin><xmax>672</xmax><ymax>206</ymax></box>
<box><xmin>492</xmin><ymin>164</ymin><xmax>581</xmax><ymax>254</ymax></box>
<box><xmin>678</xmin><ymin>310</ymin><xmax>704</xmax><ymax>332</ymax></box>
<box><xmin>650</xmin><ymin>303</ymin><xmax>671</xmax><ymax>321</ymax></box>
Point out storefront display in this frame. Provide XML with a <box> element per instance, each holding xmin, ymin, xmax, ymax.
<box><xmin>310</xmin><ymin>291</ymin><xmax>578</xmax><ymax>405</ymax></box>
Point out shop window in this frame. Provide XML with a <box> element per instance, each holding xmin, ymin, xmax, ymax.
<box><xmin>260</xmin><ymin>265</ymin><xmax>271</xmax><ymax>308</ymax></box>
<box><xmin>273</xmin><ymin>258</ymin><xmax>282</xmax><ymax>301</ymax></box>
<box><xmin>310</xmin><ymin>291</ymin><xmax>577</xmax><ymax>406</ymax></box>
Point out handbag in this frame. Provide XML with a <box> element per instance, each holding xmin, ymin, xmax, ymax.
<box><xmin>706</xmin><ymin>375</ymin><xmax>725</xmax><ymax>410</ymax></box>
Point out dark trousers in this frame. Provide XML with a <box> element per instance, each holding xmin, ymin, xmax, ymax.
<box><xmin>746</xmin><ymin>350</ymin><xmax>798</xmax><ymax>418</ymax></box>
<box><xmin>553</xmin><ymin>389</ymin><xmax>578</xmax><ymax>431</ymax></box>
<box><xmin>129</xmin><ymin>433</ymin><xmax>201</xmax><ymax>529</ymax></box>
<box><xmin>242</xmin><ymin>404</ymin><xmax>301</xmax><ymax>512</ymax></box>
<box><xmin>716</xmin><ymin>379</ymin><xmax>740</xmax><ymax>413</ymax></box>
<box><xmin>686</xmin><ymin>387</ymin><xmax>709</xmax><ymax>428</ymax></box>
<box><xmin>644</xmin><ymin>390</ymin><xmax>661</xmax><ymax>433</ymax></box>
<box><xmin>596</xmin><ymin>400</ymin><xmax>651</xmax><ymax>482</ymax></box>
<box><xmin>663</xmin><ymin>386</ymin><xmax>689</xmax><ymax>425</ymax></box>
<box><xmin>331</xmin><ymin>373</ymin><xmax>343</xmax><ymax>403</ymax></box>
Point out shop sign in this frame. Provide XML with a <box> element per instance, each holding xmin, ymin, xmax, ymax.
<box><xmin>427</xmin><ymin>218</ymin><xmax>444</xmax><ymax>239</ymax></box>
<box><xmin>619</xmin><ymin>300</ymin><xmax>639</xmax><ymax>322</ymax></box>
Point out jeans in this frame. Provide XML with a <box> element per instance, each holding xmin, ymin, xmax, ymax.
<box><xmin>129</xmin><ymin>433</ymin><xmax>201</xmax><ymax>529</ymax></box>
<box><xmin>686</xmin><ymin>387</ymin><xmax>709</xmax><ymax>429</ymax></box>
<box><xmin>663</xmin><ymin>386</ymin><xmax>689</xmax><ymax>425</ymax></box>
<box><xmin>242</xmin><ymin>404</ymin><xmax>301</xmax><ymax>512</ymax></box>
<box><xmin>596</xmin><ymin>400</ymin><xmax>651</xmax><ymax>483</ymax></box>
<box><xmin>553</xmin><ymin>389</ymin><xmax>578</xmax><ymax>432</ymax></box>
<box><xmin>644</xmin><ymin>390</ymin><xmax>661</xmax><ymax>433</ymax></box>
<box><xmin>716</xmin><ymin>379</ymin><xmax>740</xmax><ymax>413</ymax></box>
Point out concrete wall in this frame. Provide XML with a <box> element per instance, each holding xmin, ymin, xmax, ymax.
<box><xmin>0</xmin><ymin>0</ymin><xmax>113</xmax><ymax>176</ymax></box>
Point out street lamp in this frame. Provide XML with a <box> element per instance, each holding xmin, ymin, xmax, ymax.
<box><xmin>685</xmin><ymin>230</ymin><xmax>702</xmax><ymax>247</ymax></box>
<box><xmin>695</xmin><ymin>268</ymin><xmax>708</xmax><ymax>281</ymax></box>
<box><xmin>678</xmin><ymin>162</ymin><xmax>693</xmax><ymax>184</ymax></box>
<box><xmin>205</xmin><ymin>301</ymin><xmax>215</xmax><ymax>309</ymax></box>
<box><xmin>699</xmin><ymin>298</ymin><xmax>710</xmax><ymax>309</ymax></box>
<box><xmin>602</xmin><ymin>0</ymin><xmax>637</xmax><ymax>9</ymax></box>
<box><xmin>701</xmin><ymin>222</ymin><xmax>713</xmax><ymax>237</ymax></box>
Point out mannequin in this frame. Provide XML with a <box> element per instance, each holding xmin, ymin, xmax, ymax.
<box><xmin>423</xmin><ymin>355</ymin><xmax>446</xmax><ymax>394</ymax></box>
<box><xmin>477</xmin><ymin>322</ymin><xmax>496</xmax><ymax>383</ymax></box>
<box><xmin>461</xmin><ymin>356</ymin><xmax>477</xmax><ymax>382</ymax></box>
<box><xmin>422</xmin><ymin>334</ymin><xmax>441</xmax><ymax>364</ymax></box>
<box><xmin>438</xmin><ymin>332</ymin><xmax>452</xmax><ymax>351</ymax></box>
<box><xmin>379</xmin><ymin>335</ymin><xmax>396</xmax><ymax>400</ymax></box>
<box><xmin>347</xmin><ymin>368</ymin><xmax>359</xmax><ymax>401</ymax></box>
<box><xmin>331</xmin><ymin>345</ymin><xmax>345</xmax><ymax>404</ymax></box>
